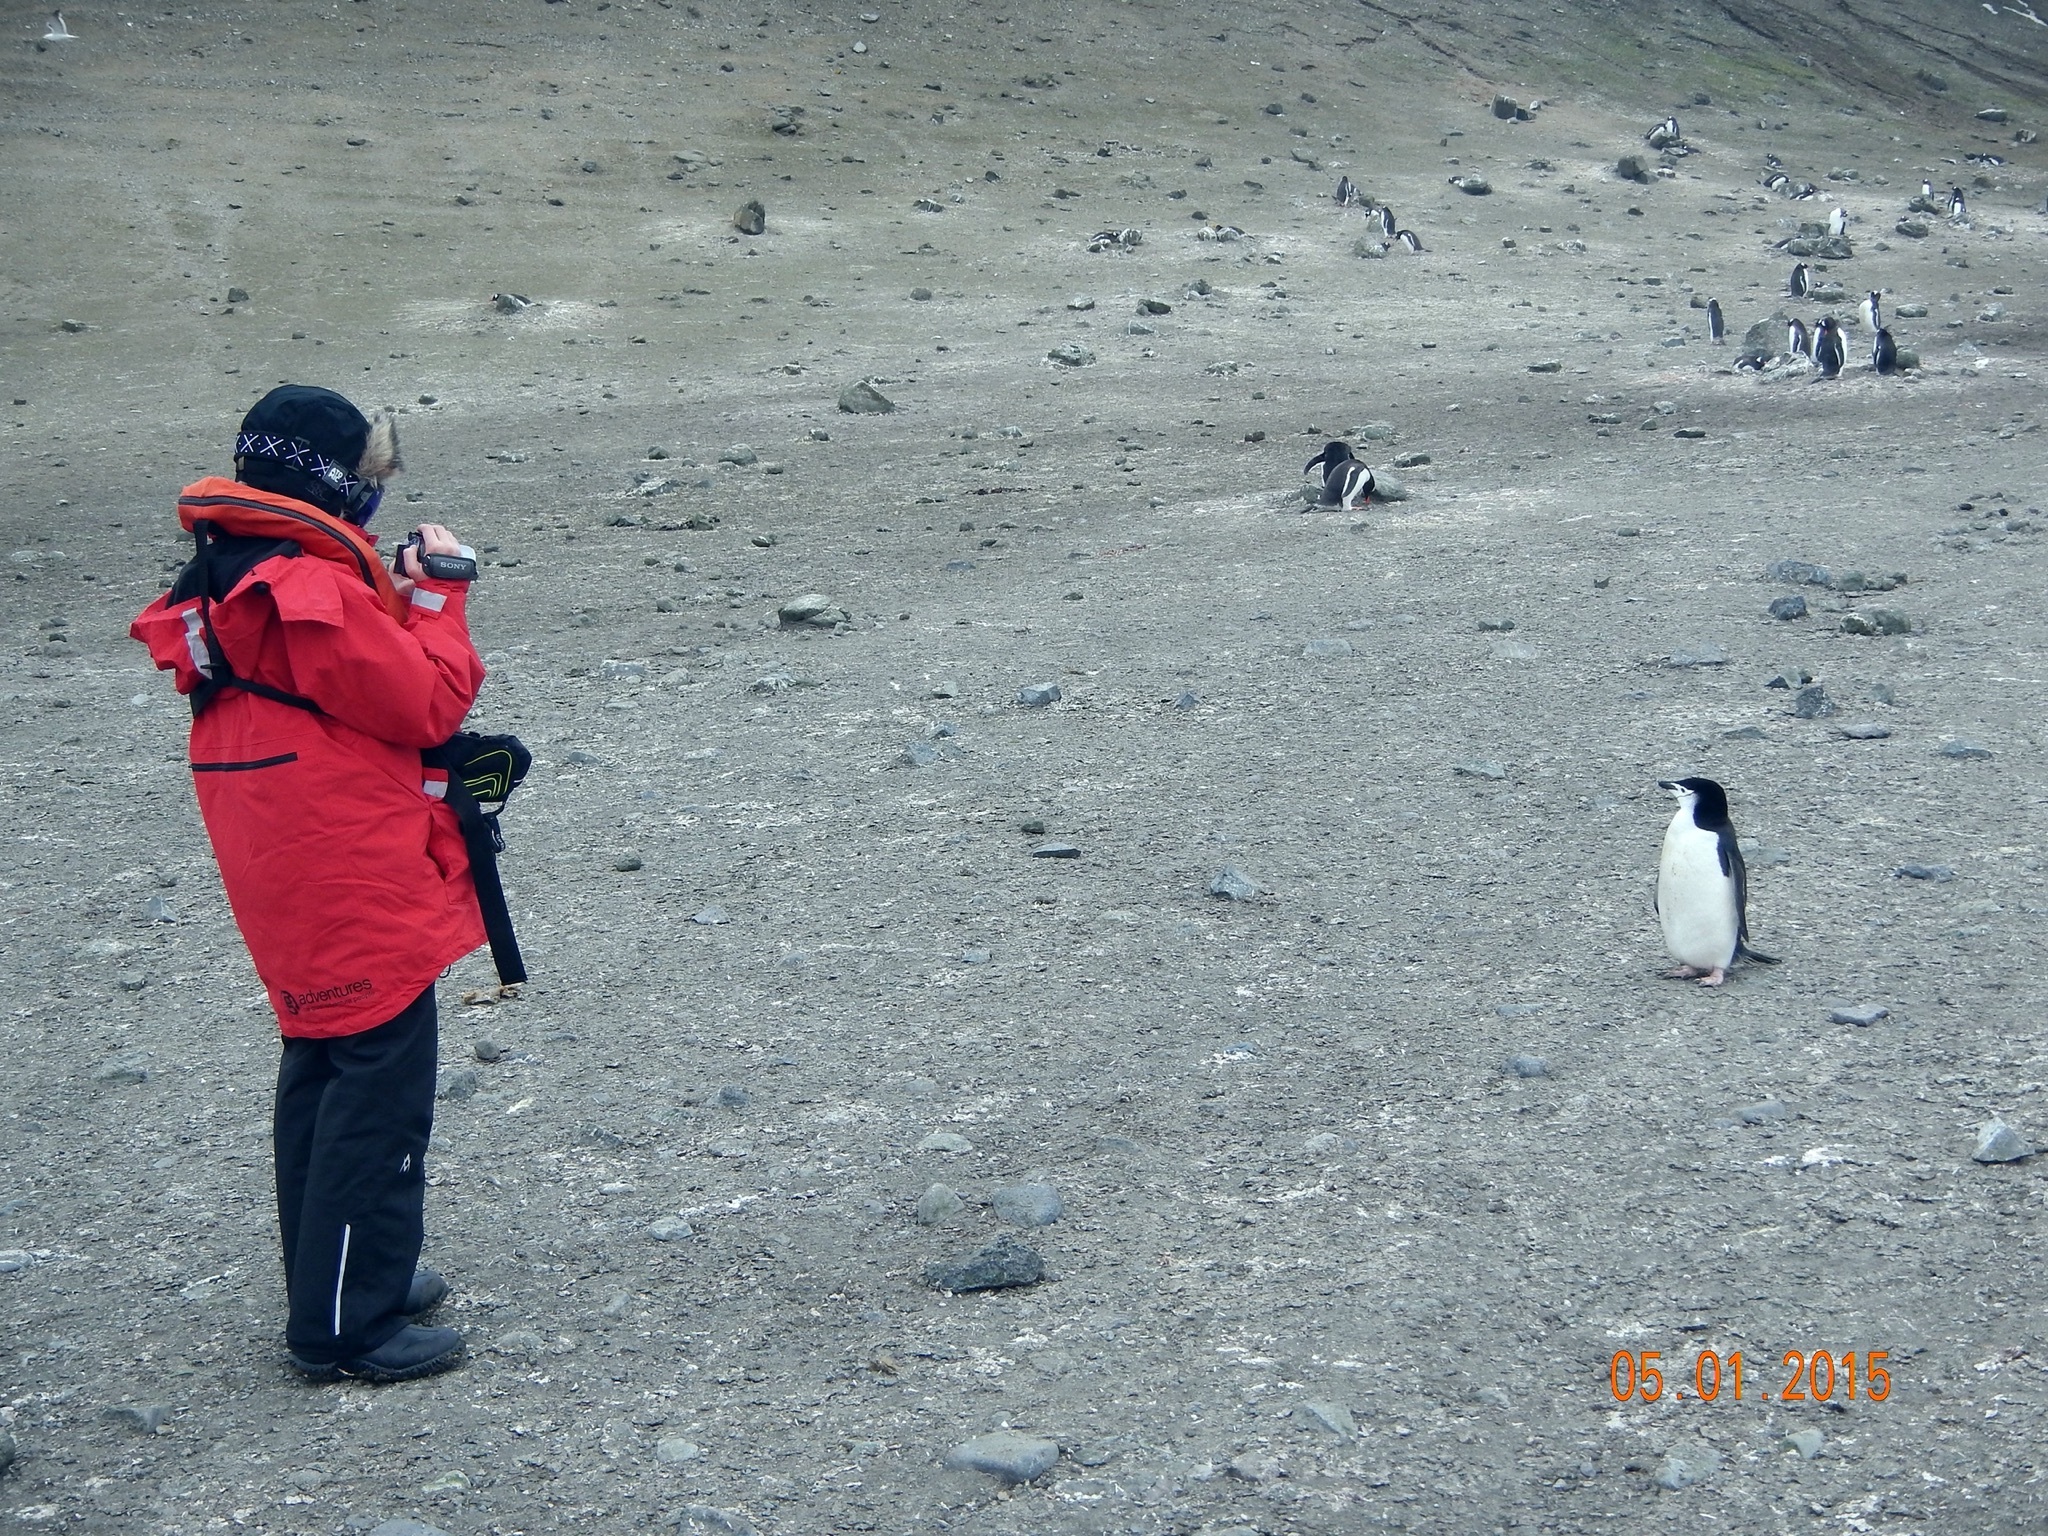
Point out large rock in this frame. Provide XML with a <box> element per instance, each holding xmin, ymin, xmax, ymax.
<box><xmin>837</xmin><ymin>380</ymin><xmax>895</xmax><ymax>414</ymax></box>
<box><xmin>925</xmin><ymin>1237</ymin><xmax>1044</xmax><ymax>1292</ymax></box>
<box><xmin>732</xmin><ymin>199</ymin><xmax>766</xmax><ymax>235</ymax></box>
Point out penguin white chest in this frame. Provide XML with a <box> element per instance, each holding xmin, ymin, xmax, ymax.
<box><xmin>1658</xmin><ymin>815</ymin><xmax>1738</xmax><ymax>969</ymax></box>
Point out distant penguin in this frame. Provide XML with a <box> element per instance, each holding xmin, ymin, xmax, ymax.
<box><xmin>1303</xmin><ymin>441</ymin><xmax>1376</xmax><ymax>510</ymax></box>
<box><xmin>1860</xmin><ymin>290</ymin><xmax>1882</xmax><ymax>335</ymax></box>
<box><xmin>1707</xmin><ymin>298</ymin><xmax>1725</xmax><ymax>344</ymax></box>
<box><xmin>1395</xmin><ymin>228</ymin><xmax>1423</xmax><ymax>252</ymax></box>
<box><xmin>1648</xmin><ymin>115</ymin><xmax>1682</xmax><ymax>148</ymax></box>
<box><xmin>1789</xmin><ymin>181</ymin><xmax>1817</xmax><ymax>200</ymax></box>
<box><xmin>1872</xmin><ymin>325</ymin><xmax>1899</xmax><ymax>375</ymax></box>
<box><xmin>44</xmin><ymin>10</ymin><xmax>74</xmax><ymax>39</ymax></box>
<box><xmin>1788</xmin><ymin>262</ymin><xmax>1811</xmax><ymax>298</ymax></box>
<box><xmin>1814</xmin><ymin>316</ymin><xmax>1845</xmax><ymax>378</ymax></box>
<box><xmin>1655</xmin><ymin>777</ymin><xmax>1777</xmax><ymax>988</ymax></box>
<box><xmin>1948</xmin><ymin>185</ymin><xmax>1968</xmax><ymax>220</ymax></box>
<box><xmin>1334</xmin><ymin>176</ymin><xmax>1358</xmax><ymax>206</ymax></box>
<box><xmin>1828</xmin><ymin>204</ymin><xmax>1846</xmax><ymax>237</ymax></box>
<box><xmin>1787</xmin><ymin>317</ymin><xmax>1811</xmax><ymax>358</ymax></box>
<box><xmin>1763</xmin><ymin>171</ymin><xmax>1790</xmax><ymax>193</ymax></box>
<box><xmin>1371</xmin><ymin>204</ymin><xmax>1396</xmax><ymax>238</ymax></box>
<box><xmin>1921</xmin><ymin>179</ymin><xmax>1935</xmax><ymax>200</ymax></box>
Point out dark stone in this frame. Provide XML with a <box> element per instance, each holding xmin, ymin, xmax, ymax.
<box><xmin>925</xmin><ymin>1238</ymin><xmax>1044</xmax><ymax>1292</ymax></box>
<box><xmin>1768</xmin><ymin>594</ymin><xmax>1807</xmax><ymax>620</ymax></box>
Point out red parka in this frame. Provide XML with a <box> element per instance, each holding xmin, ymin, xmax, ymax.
<box><xmin>130</xmin><ymin>478</ymin><xmax>488</xmax><ymax>1037</ymax></box>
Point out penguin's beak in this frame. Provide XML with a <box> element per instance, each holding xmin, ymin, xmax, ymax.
<box><xmin>1656</xmin><ymin>779</ymin><xmax>1683</xmax><ymax>794</ymax></box>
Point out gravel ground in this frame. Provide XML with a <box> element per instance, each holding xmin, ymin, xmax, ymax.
<box><xmin>3</xmin><ymin>3</ymin><xmax>2047</xmax><ymax>1533</ymax></box>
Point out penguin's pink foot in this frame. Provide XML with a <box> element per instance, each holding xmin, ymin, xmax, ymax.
<box><xmin>1663</xmin><ymin>964</ymin><xmax>1706</xmax><ymax>980</ymax></box>
<box><xmin>1696</xmin><ymin>968</ymin><xmax>1727</xmax><ymax>988</ymax></box>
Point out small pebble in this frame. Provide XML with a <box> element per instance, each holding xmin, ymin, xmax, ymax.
<box><xmin>655</xmin><ymin>1438</ymin><xmax>704</xmax><ymax>1464</ymax></box>
<box><xmin>1507</xmin><ymin>1054</ymin><xmax>1549</xmax><ymax>1078</ymax></box>
<box><xmin>437</xmin><ymin>1067</ymin><xmax>480</xmax><ymax>1102</ymax></box>
<box><xmin>648</xmin><ymin>1216</ymin><xmax>696</xmax><ymax>1241</ymax></box>
<box><xmin>1938</xmin><ymin>740</ymin><xmax>1993</xmax><ymax>760</ymax></box>
<box><xmin>690</xmin><ymin>906</ymin><xmax>729</xmax><ymax>924</ymax></box>
<box><xmin>614</xmin><ymin>854</ymin><xmax>644</xmax><ymax>872</ymax></box>
<box><xmin>942</xmin><ymin>1431</ymin><xmax>1059</xmax><ymax>1484</ymax></box>
<box><xmin>1300</xmin><ymin>1399</ymin><xmax>1357</xmax><ymax>1440</ymax></box>
<box><xmin>1837</xmin><ymin>723</ymin><xmax>1891</xmax><ymax>740</ymax></box>
<box><xmin>1453</xmin><ymin>760</ymin><xmax>1508</xmax><ymax>780</ymax></box>
<box><xmin>916</xmin><ymin>1183</ymin><xmax>965</xmax><ymax>1225</ymax></box>
<box><xmin>104</xmin><ymin>1403</ymin><xmax>169</xmax><ymax>1435</ymax></box>
<box><xmin>1208</xmin><ymin>865</ymin><xmax>1260</xmax><ymax>901</ymax></box>
<box><xmin>1017</xmin><ymin>683</ymin><xmax>1062</xmax><ymax>707</ymax></box>
<box><xmin>1738</xmin><ymin>1100</ymin><xmax>1789</xmax><ymax>1124</ymax></box>
<box><xmin>919</xmin><ymin>1130</ymin><xmax>974</xmax><ymax>1153</ymax></box>
<box><xmin>472</xmin><ymin>1040</ymin><xmax>503</xmax><ymax>1063</ymax></box>
<box><xmin>1781</xmin><ymin>1428</ymin><xmax>1825</xmax><ymax>1459</ymax></box>
<box><xmin>991</xmin><ymin>1182</ymin><xmax>1064</xmax><ymax>1227</ymax></box>
<box><xmin>1030</xmin><ymin>842</ymin><xmax>1080</xmax><ymax>858</ymax></box>
<box><xmin>1829</xmin><ymin>1004</ymin><xmax>1889</xmax><ymax>1027</ymax></box>
<box><xmin>1767</xmin><ymin>594</ymin><xmax>1807</xmax><ymax>621</ymax></box>
<box><xmin>1973</xmin><ymin>1118</ymin><xmax>2036</xmax><ymax>1164</ymax></box>
<box><xmin>1893</xmin><ymin>864</ymin><xmax>1955</xmax><ymax>882</ymax></box>
<box><xmin>1302</xmin><ymin>638</ymin><xmax>1353</xmax><ymax>659</ymax></box>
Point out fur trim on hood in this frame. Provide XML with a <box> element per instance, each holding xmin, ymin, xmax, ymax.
<box><xmin>358</xmin><ymin>411</ymin><xmax>402</xmax><ymax>482</ymax></box>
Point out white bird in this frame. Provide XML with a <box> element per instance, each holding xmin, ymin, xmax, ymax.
<box><xmin>44</xmin><ymin>10</ymin><xmax>76</xmax><ymax>39</ymax></box>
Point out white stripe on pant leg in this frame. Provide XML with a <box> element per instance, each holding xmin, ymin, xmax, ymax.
<box><xmin>332</xmin><ymin>1223</ymin><xmax>352</xmax><ymax>1337</ymax></box>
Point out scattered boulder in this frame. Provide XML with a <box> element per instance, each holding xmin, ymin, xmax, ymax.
<box><xmin>733</xmin><ymin>199</ymin><xmax>766</xmax><ymax>235</ymax></box>
<box><xmin>1973</xmin><ymin>1119</ymin><xmax>2036</xmax><ymax>1163</ymax></box>
<box><xmin>837</xmin><ymin>381</ymin><xmax>896</xmax><ymax>414</ymax></box>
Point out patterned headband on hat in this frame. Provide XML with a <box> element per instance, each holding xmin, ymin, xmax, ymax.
<box><xmin>235</xmin><ymin>430</ymin><xmax>373</xmax><ymax>511</ymax></box>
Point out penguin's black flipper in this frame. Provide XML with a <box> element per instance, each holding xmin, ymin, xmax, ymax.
<box><xmin>1726</xmin><ymin>836</ymin><xmax>1778</xmax><ymax>964</ymax></box>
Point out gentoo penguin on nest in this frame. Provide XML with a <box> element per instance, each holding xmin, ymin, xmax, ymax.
<box><xmin>1655</xmin><ymin>777</ymin><xmax>1778</xmax><ymax>987</ymax></box>
<box><xmin>1648</xmin><ymin>116</ymin><xmax>1682</xmax><ymax>148</ymax></box>
<box><xmin>1395</xmin><ymin>228</ymin><xmax>1423</xmax><ymax>252</ymax></box>
<box><xmin>1303</xmin><ymin>441</ymin><xmax>1376</xmax><ymax>510</ymax></box>
<box><xmin>1707</xmin><ymin>298</ymin><xmax>1725</xmax><ymax>344</ymax></box>
<box><xmin>1763</xmin><ymin>171</ymin><xmax>1790</xmax><ymax>193</ymax></box>
<box><xmin>1368</xmin><ymin>204</ymin><xmax>1396</xmax><ymax>238</ymax></box>
<box><xmin>1828</xmin><ymin>204</ymin><xmax>1847</xmax><ymax>237</ymax></box>
<box><xmin>1872</xmin><ymin>325</ymin><xmax>1899</xmax><ymax>375</ymax></box>
<box><xmin>1787</xmin><ymin>317</ymin><xmax>1812</xmax><ymax>358</ymax></box>
<box><xmin>1860</xmin><ymin>290</ymin><xmax>1882</xmax><ymax>336</ymax></box>
<box><xmin>1813</xmin><ymin>316</ymin><xmax>1845</xmax><ymax>377</ymax></box>
<box><xmin>1334</xmin><ymin>176</ymin><xmax>1360</xmax><ymax>206</ymax></box>
<box><xmin>1788</xmin><ymin>262</ymin><xmax>1811</xmax><ymax>298</ymax></box>
<box><xmin>1948</xmin><ymin>185</ymin><xmax>1968</xmax><ymax>221</ymax></box>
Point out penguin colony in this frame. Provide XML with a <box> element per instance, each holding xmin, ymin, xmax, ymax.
<box><xmin>1279</xmin><ymin>97</ymin><xmax>2010</xmax><ymax>983</ymax></box>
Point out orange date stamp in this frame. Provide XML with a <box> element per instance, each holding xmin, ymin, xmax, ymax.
<box><xmin>1609</xmin><ymin>1349</ymin><xmax>1894</xmax><ymax>1404</ymax></box>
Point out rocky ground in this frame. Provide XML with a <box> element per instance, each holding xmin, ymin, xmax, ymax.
<box><xmin>4</xmin><ymin>2</ymin><xmax>2048</xmax><ymax>1533</ymax></box>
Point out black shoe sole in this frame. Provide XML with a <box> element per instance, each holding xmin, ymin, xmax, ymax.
<box><xmin>288</xmin><ymin>1344</ymin><xmax>465</xmax><ymax>1384</ymax></box>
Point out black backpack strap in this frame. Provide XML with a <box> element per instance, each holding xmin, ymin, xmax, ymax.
<box><xmin>430</xmin><ymin>756</ymin><xmax>527</xmax><ymax>986</ymax></box>
<box><xmin>186</xmin><ymin>520</ymin><xmax>324</xmax><ymax>719</ymax></box>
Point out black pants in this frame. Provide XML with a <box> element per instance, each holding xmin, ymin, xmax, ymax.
<box><xmin>274</xmin><ymin>985</ymin><xmax>437</xmax><ymax>1361</ymax></box>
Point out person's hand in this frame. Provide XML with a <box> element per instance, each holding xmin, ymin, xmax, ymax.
<box><xmin>400</xmin><ymin>523</ymin><xmax>463</xmax><ymax>581</ymax></box>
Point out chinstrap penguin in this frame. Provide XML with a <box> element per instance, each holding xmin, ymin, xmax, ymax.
<box><xmin>1655</xmin><ymin>777</ymin><xmax>1778</xmax><ymax>987</ymax></box>
<box><xmin>1303</xmin><ymin>441</ymin><xmax>1376</xmax><ymax>510</ymax></box>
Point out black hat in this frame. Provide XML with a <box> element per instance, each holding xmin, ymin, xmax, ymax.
<box><xmin>234</xmin><ymin>384</ymin><xmax>401</xmax><ymax>524</ymax></box>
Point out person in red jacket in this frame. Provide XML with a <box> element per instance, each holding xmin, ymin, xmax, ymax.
<box><xmin>131</xmin><ymin>384</ymin><xmax>485</xmax><ymax>1382</ymax></box>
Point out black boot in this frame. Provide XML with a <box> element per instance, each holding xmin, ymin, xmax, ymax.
<box><xmin>405</xmin><ymin>1267</ymin><xmax>449</xmax><ymax>1318</ymax></box>
<box><xmin>291</xmin><ymin>1324</ymin><xmax>465</xmax><ymax>1384</ymax></box>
